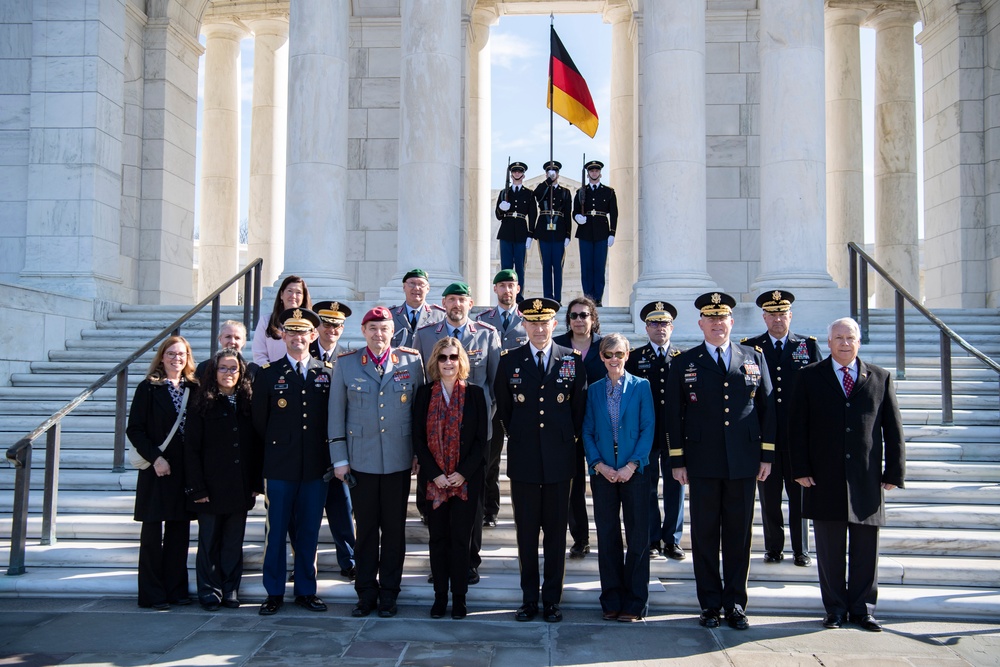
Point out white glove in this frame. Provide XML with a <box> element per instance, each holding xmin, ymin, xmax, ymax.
<box><xmin>525</xmin><ymin>238</ymin><xmax>532</xmax><ymax>250</ymax></box>
<box><xmin>608</xmin><ymin>237</ymin><xmax>615</xmax><ymax>248</ymax></box>
<box><xmin>547</xmin><ymin>170</ymin><xmax>557</xmax><ymax>179</ymax></box>
<box><xmin>499</xmin><ymin>200</ymin><xmax>511</xmax><ymax>212</ymax></box>
<box><xmin>574</xmin><ymin>214</ymin><xmax>587</xmax><ymax>225</ymax></box>
<box><xmin>563</xmin><ymin>238</ymin><xmax>570</xmax><ymax>249</ymax></box>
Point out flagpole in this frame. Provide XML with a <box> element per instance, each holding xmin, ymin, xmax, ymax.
<box><xmin>549</xmin><ymin>14</ymin><xmax>554</xmax><ymax>164</ymax></box>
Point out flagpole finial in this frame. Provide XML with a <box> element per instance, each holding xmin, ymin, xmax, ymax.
<box><xmin>550</xmin><ymin>13</ymin><xmax>554</xmax><ymax>25</ymax></box>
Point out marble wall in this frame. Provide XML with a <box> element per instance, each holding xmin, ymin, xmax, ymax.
<box><xmin>986</xmin><ymin>0</ymin><xmax>1000</xmax><ymax>307</ymax></box>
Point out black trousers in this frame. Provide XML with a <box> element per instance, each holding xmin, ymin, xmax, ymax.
<box><xmin>510</xmin><ymin>479</ymin><xmax>571</xmax><ymax>606</ymax></box>
<box><xmin>484</xmin><ymin>413</ymin><xmax>505</xmax><ymax>518</ymax></box>
<box><xmin>813</xmin><ymin>519</ymin><xmax>880</xmax><ymax>616</ymax></box>
<box><xmin>137</xmin><ymin>519</ymin><xmax>190</xmax><ymax>607</ymax></box>
<box><xmin>351</xmin><ymin>469</ymin><xmax>411</xmax><ymax>606</ymax></box>
<box><xmin>428</xmin><ymin>469</ymin><xmax>483</xmax><ymax>598</ymax></box>
<box><xmin>592</xmin><ymin>471</ymin><xmax>650</xmax><ymax>616</ymax></box>
<box><xmin>688</xmin><ymin>476</ymin><xmax>756</xmax><ymax>613</ymax></box>
<box><xmin>566</xmin><ymin>442</ymin><xmax>590</xmax><ymax>546</ymax></box>
<box><xmin>758</xmin><ymin>449</ymin><xmax>807</xmax><ymax>555</ymax></box>
<box><xmin>195</xmin><ymin>511</ymin><xmax>247</xmax><ymax>605</ymax></box>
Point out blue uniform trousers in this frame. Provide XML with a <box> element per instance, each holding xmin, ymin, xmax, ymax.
<box><xmin>538</xmin><ymin>241</ymin><xmax>565</xmax><ymax>302</ymax></box>
<box><xmin>499</xmin><ymin>240</ymin><xmax>527</xmax><ymax>301</ymax></box>
<box><xmin>324</xmin><ymin>478</ymin><xmax>356</xmax><ymax>572</ymax></box>
<box><xmin>648</xmin><ymin>445</ymin><xmax>685</xmax><ymax>547</ymax></box>
<box><xmin>578</xmin><ymin>239</ymin><xmax>609</xmax><ymax>303</ymax></box>
<box><xmin>262</xmin><ymin>478</ymin><xmax>327</xmax><ymax>597</ymax></box>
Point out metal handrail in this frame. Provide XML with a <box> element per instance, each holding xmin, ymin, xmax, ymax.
<box><xmin>5</xmin><ymin>258</ymin><xmax>263</xmax><ymax>575</ymax></box>
<box><xmin>848</xmin><ymin>242</ymin><xmax>1000</xmax><ymax>425</ymax></box>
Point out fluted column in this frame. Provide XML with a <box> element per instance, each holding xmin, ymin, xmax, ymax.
<box><xmin>283</xmin><ymin>0</ymin><xmax>354</xmax><ymax>296</ymax></box>
<box><xmin>605</xmin><ymin>3</ymin><xmax>636</xmax><ymax>308</ymax></box>
<box><xmin>466</xmin><ymin>7</ymin><xmax>497</xmax><ymax>303</ymax></box>
<box><xmin>753</xmin><ymin>0</ymin><xmax>837</xmax><ymax>292</ymax></box>
<box><xmin>872</xmin><ymin>9</ymin><xmax>920</xmax><ymax>305</ymax></box>
<box><xmin>247</xmin><ymin>18</ymin><xmax>288</xmax><ymax>288</ymax></box>
<box><xmin>197</xmin><ymin>21</ymin><xmax>246</xmax><ymax>302</ymax></box>
<box><xmin>825</xmin><ymin>8</ymin><xmax>867</xmax><ymax>287</ymax></box>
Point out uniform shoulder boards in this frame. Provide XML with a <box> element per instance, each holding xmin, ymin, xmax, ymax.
<box><xmin>670</xmin><ymin>349</ymin><xmax>681</xmax><ymax>357</ymax></box>
<box><xmin>740</xmin><ymin>337</ymin><xmax>749</xmax><ymax>343</ymax></box>
<box><xmin>398</xmin><ymin>346</ymin><xmax>419</xmax><ymax>355</ymax></box>
<box><xmin>808</xmin><ymin>335</ymin><xmax>817</xmax><ymax>341</ymax></box>
<box><xmin>338</xmin><ymin>349</ymin><xmax>358</xmax><ymax>357</ymax></box>
<box><xmin>430</xmin><ymin>303</ymin><xmax>446</xmax><ymax>311</ymax></box>
<box><xmin>500</xmin><ymin>349</ymin><xmax>508</xmax><ymax>356</ymax></box>
<box><xmin>572</xmin><ymin>349</ymin><xmax>582</xmax><ymax>356</ymax></box>
<box><xmin>324</xmin><ymin>361</ymin><xmax>333</xmax><ymax>368</ymax></box>
<box><xmin>476</xmin><ymin>320</ymin><xmax>497</xmax><ymax>331</ymax></box>
<box><xmin>261</xmin><ymin>362</ymin><xmax>270</xmax><ymax>369</ymax></box>
<box><xmin>755</xmin><ymin>345</ymin><xmax>763</xmax><ymax>353</ymax></box>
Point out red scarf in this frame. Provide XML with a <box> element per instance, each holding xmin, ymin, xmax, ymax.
<box><xmin>425</xmin><ymin>380</ymin><xmax>467</xmax><ymax>509</ymax></box>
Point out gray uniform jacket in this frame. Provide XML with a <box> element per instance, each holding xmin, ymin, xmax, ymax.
<box><xmin>389</xmin><ymin>303</ymin><xmax>446</xmax><ymax>348</ymax></box>
<box><xmin>327</xmin><ymin>346</ymin><xmax>425</xmax><ymax>475</ymax></box>
<box><xmin>476</xmin><ymin>306</ymin><xmax>528</xmax><ymax>351</ymax></box>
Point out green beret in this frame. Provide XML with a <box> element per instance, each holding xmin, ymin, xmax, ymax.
<box><xmin>442</xmin><ymin>281</ymin><xmax>471</xmax><ymax>297</ymax></box>
<box><xmin>493</xmin><ymin>269</ymin><xmax>518</xmax><ymax>284</ymax></box>
<box><xmin>402</xmin><ymin>268</ymin><xmax>429</xmax><ymax>283</ymax></box>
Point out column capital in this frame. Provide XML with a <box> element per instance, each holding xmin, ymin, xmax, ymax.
<box><xmin>247</xmin><ymin>17</ymin><xmax>290</xmax><ymax>39</ymax></box>
<box><xmin>603</xmin><ymin>1</ymin><xmax>635</xmax><ymax>26</ymax></box>
<box><xmin>201</xmin><ymin>18</ymin><xmax>249</xmax><ymax>41</ymax></box>
<box><xmin>466</xmin><ymin>5</ymin><xmax>498</xmax><ymax>50</ymax></box>
<box><xmin>824</xmin><ymin>6</ymin><xmax>869</xmax><ymax>29</ymax></box>
<box><xmin>865</xmin><ymin>7</ymin><xmax>919</xmax><ymax>31</ymax></box>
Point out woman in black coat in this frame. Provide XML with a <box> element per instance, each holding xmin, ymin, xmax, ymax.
<box><xmin>413</xmin><ymin>337</ymin><xmax>488</xmax><ymax>620</ymax></box>
<box><xmin>184</xmin><ymin>347</ymin><xmax>259</xmax><ymax>610</ymax></box>
<box><xmin>127</xmin><ymin>335</ymin><xmax>197</xmax><ymax>609</ymax></box>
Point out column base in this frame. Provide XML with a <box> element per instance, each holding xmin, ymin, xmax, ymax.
<box><xmin>747</xmin><ymin>276</ymin><xmax>849</xmax><ymax>337</ymax></box>
<box><xmin>631</xmin><ymin>273</ymin><xmax>718</xmax><ymax>338</ymax></box>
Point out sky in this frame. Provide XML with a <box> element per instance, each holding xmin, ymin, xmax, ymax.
<box><xmin>193</xmin><ymin>13</ymin><xmax>923</xmax><ymax>245</ymax></box>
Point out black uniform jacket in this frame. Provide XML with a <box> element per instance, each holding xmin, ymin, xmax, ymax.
<box><xmin>741</xmin><ymin>332</ymin><xmax>821</xmax><ymax>451</ymax></box>
<box><xmin>572</xmin><ymin>182</ymin><xmax>618</xmax><ymax>242</ymax></box>
<box><xmin>788</xmin><ymin>357</ymin><xmax>906</xmax><ymax>526</ymax></box>
<box><xmin>532</xmin><ymin>181</ymin><xmax>574</xmax><ymax>242</ymax></box>
<box><xmin>412</xmin><ymin>382</ymin><xmax>489</xmax><ymax>483</ymax></box>
<box><xmin>252</xmin><ymin>356</ymin><xmax>332</xmax><ymax>483</ymax></box>
<box><xmin>553</xmin><ymin>331</ymin><xmax>606</xmax><ymax>386</ymax></box>
<box><xmin>127</xmin><ymin>379</ymin><xmax>192</xmax><ymax>522</ymax></box>
<box><xmin>625</xmin><ymin>342</ymin><xmax>682</xmax><ymax>451</ymax></box>
<box><xmin>665</xmin><ymin>342</ymin><xmax>776</xmax><ymax>479</ymax></box>
<box><xmin>495</xmin><ymin>185</ymin><xmax>538</xmax><ymax>242</ymax></box>
<box><xmin>494</xmin><ymin>343</ymin><xmax>587</xmax><ymax>484</ymax></box>
<box><xmin>184</xmin><ymin>394</ymin><xmax>260</xmax><ymax>513</ymax></box>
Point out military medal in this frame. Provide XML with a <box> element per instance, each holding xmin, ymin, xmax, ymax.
<box><xmin>400</xmin><ymin>393</ymin><xmax>408</xmax><ymax>404</ymax></box>
<box><xmin>556</xmin><ymin>393</ymin><xmax>564</xmax><ymax>403</ymax></box>
<box><xmin>277</xmin><ymin>398</ymin><xmax>287</xmax><ymax>408</ymax></box>
<box><xmin>517</xmin><ymin>394</ymin><xmax>525</xmax><ymax>403</ymax></box>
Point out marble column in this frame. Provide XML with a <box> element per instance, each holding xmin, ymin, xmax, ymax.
<box><xmin>197</xmin><ymin>20</ymin><xmax>246</xmax><ymax>303</ymax></box>
<box><xmin>465</xmin><ymin>8</ymin><xmax>497</xmax><ymax>304</ymax></box>
<box><xmin>283</xmin><ymin>0</ymin><xmax>354</xmax><ymax>297</ymax></box>
<box><xmin>247</xmin><ymin>18</ymin><xmax>288</xmax><ymax>288</ymax></box>
<box><xmin>753</xmin><ymin>0</ymin><xmax>838</xmax><ymax>295</ymax></box>
<box><xmin>390</xmin><ymin>0</ymin><xmax>463</xmax><ymax>293</ymax></box>
<box><xmin>872</xmin><ymin>9</ymin><xmax>920</xmax><ymax>306</ymax></box>
<box><xmin>825</xmin><ymin>8</ymin><xmax>868</xmax><ymax>288</ymax></box>
<box><xmin>605</xmin><ymin>3</ymin><xmax>637</xmax><ymax>308</ymax></box>
<box><xmin>633</xmin><ymin>0</ymin><xmax>714</xmax><ymax>332</ymax></box>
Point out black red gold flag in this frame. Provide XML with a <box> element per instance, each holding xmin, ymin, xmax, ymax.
<box><xmin>547</xmin><ymin>26</ymin><xmax>599</xmax><ymax>138</ymax></box>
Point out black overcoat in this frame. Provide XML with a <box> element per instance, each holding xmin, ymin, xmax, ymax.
<box><xmin>127</xmin><ymin>379</ymin><xmax>191</xmax><ymax>522</ymax></box>
<box><xmin>412</xmin><ymin>382</ymin><xmax>489</xmax><ymax>483</ymax></box>
<box><xmin>184</xmin><ymin>394</ymin><xmax>259</xmax><ymax>514</ymax></box>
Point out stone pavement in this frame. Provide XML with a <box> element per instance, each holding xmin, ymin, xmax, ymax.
<box><xmin>0</xmin><ymin>598</ymin><xmax>998</xmax><ymax>666</ymax></box>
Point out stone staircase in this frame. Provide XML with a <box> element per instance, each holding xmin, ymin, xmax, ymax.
<box><xmin>2</xmin><ymin>305</ymin><xmax>999</xmax><ymax>619</ymax></box>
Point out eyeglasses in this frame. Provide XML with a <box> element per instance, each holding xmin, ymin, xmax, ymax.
<box><xmin>164</xmin><ymin>351</ymin><xmax>187</xmax><ymax>358</ymax></box>
<box><xmin>216</xmin><ymin>367</ymin><xmax>240</xmax><ymax>375</ymax></box>
<box><xmin>602</xmin><ymin>351</ymin><xmax>627</xmax><ymax>360</ymax></box>
<box><xmin>568</xmin><ymin>312</ymin><xmax>591</xmax><ymax>320</ymax></box>
<box><xmin>404</xmin><ymin>280</ymin><xmax>428</xmax><ymax>289</ymax></box>
<box><xmin>647</xmin><ymin>321</ymin><xmax>673</xmax><ymax>327</ymax></box>
<box><xmin>438</xmin><ymin>353</ymin><xmax>461</xmax><ymax>362</ymax></box>
<box><xmin>321</xmin><ymin>322</ymin><xmax>344</xmax><ymax>329</ymax></box>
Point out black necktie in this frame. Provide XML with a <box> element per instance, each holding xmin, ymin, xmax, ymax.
<box><xmin>409</xmin><ymin>310</ymin><xmax>418</xmax><ymax>331</ymax></box>
<box><xmin>716</xmin><ymin>348</ymin><xmax>726</xmax><ymax>374</ymax></box>
<box><xmin>452</xmin><ymin>328</ymin><xmax>461</xmax><ymax>340</ymax></box>
<box><xmin>536</xmin><ymin>351</ymin><xmax>545</xmax><ymax>374</ymax></box>
<box><xmin>295</xmin><ymin>361</ymin><xmax>303</xmax><ymax>379</ymax></box>
<box><xmin>775</xmin><ymin>340</ymin><xmax>783</xmax><ymax>354</ymax></box>
<box><xmin>657</xmin><ymin>347</ymin><xmax>665</xmax><ymax>361</ymax></box>
<box><xmin>502</xmin><ymin>311</ymin><xmax>510</xmax><ymax>331</ymax></box>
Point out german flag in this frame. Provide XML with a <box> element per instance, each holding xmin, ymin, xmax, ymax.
<box><xmin>547</xmin><ymin>27</ymin><xmax>599</xmax><ymax>138</ymax></box>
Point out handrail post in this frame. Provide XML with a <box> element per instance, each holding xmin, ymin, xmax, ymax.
<box><xmin>940</xmin><ymin>330</ymin><xmax>954</xmax><ymax>425</ymax></box>
<box><xmin>859</xmin><ymin>257</ymin><xmax>870</xmax><ymax>343</ymax></box>
<box><xmin>848</xmin><ymin>245</ymin><xmax>858</xmax><ymax>321</ymax></box>
<box><xmin>113</xmin><ymin>367</ymin><xmax>128</xmax><ymax>472</ymax></box>
<box><xmin>253</xmin><ymin>261</ymin><xmax>262</xmax><ymax>328</ymax></box>
<box><xmin>242</xmin><ymin>270</ymin><xmax>252</xmax><ymax>332</ymax></box>
<box><xmin>210</xmin><ymin>296</ymin><xmax>221</xmax><ymax>358</ymax></box>
<box><xmin>7</xmin><ymin>441</ymin><xmax>31</xmax><ymax>575</ymax></box>
<box><xmin>41</xmin><ymin>423</ymin><xmax>61</xmax><ymax>545</ymax></box>
<box><xmin>894</xmin><ymin>291</ymin><xmax>906</xmax><ymax>380</ymax></box>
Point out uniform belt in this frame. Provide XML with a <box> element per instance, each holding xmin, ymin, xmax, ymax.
<box><xmin>587</xmin><ymin>210</ymin><xmax>610</xmax><ymax>218</ymax></box>
<box><xmin>539</xmin><ymin>211</ymin><xmax>564</xmax><ymax>217</ymax></box>
<box><xmin>503</xmin><ymin>212</ymin><xmax>528</xmax><ymax>221</ymax></box>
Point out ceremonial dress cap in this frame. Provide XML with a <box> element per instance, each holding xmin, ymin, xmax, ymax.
<box><xmin>695</xmin><ymin>292</ymin><xmax>737</xmax><ymax>317</ymax></box>
<box><xmin>361</xmin><ymin>306</ymin><xmax>393</xmax><ymax>325</ymax></box>
<box><xmin>755</xmin><ymin>290</ymin><xmax>795</xmax><ymax>313</ymax></box>
<box><xmin>312</xmin><ymin>300</ymin><xmax>351</xmax><ymax>324</ymax></box>
<box><xmin>402</xmin><ymin>268</ymin><xmax>429</xmax><ymax>283</ymax></box>
<box><xmin>639</xmin><ymin>301</ymin><xmax>677</xmax><ymax>322</ymax></box>
<box><xmin>584</xmin><ymin>160</ymin><xmax>604</xmax><ymax>171</ymax></box>
<box><xmin>493</xmin><ymin>269</ymin><xmax>518</xmax><ymax>284</ymax></box>
<box><xmin>279</xmin><ymin>308</ymin><xmax>321</xmax><ymax>331</ymax></box>
<box><xmin>442</xmin><ymin>282</ymin><xmax>472</xmax><ymax>297</ymax></box>
<box><xmin>519</xmin><ymin>297</ymin><xmax>560</xmax><ymax>322</ymax></box>
<box><xmin>543</xmin><ymin>160</ymin><xmax>562</xmax><ymax>172</ymax></box>
<box><xmin>509</xmin><ymin>161</ymin><xmax>527</xmax><ymax>172</ymax></box>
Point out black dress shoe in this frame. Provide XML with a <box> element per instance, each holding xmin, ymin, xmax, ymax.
<box><xmin>515</xmin><ymin>603</ymin><xmax>538</xmax><ymax>622</ymax></box>
<box><xmin>201</xmin><ymin>601</ymin><xmax>221</xmax><ymax>612</ymax></box>
<box><xmin>295</xmin><ymin>595</ymin><xmax>328</xmax><ymax>612</ymax></box>
<box><xmin>698</xmin><ymin>608</ymin><xmax>721</xmax><ymax>628</ymax></box>
<box><xmin>568</xmin><ymin>543</ymin><xmax>590</xmax><ymax>559</ymax></box>
<box><xmin>849</xmin><ymin>614</ymin><xmax>883</xmax><ymax>632</ymax></box>
<box><xmin>451</xmin><ymin>597</ymin><xmax>467</xmax><ymax>620</ymax></box>
<box><xmin>726</xmin><ymin>606</ymin><xmax>750</xmax><ymax>630</ymax></box>
<box><xmin>649</xmin><ymin>545</ymin><xmax>665</xmax><ymax>560</ymax></box>
<box><xmin>763</xmin><ymin>551</ymin><xmax>784</xmax><ymax>563</ymax></box>
<box><xmin>483</xmin><ymin>515</ymin><xmax>497</xmax><ymax>528</ymax></box>
<box><xmin>419</xmin><ymin>513</ymin><xmax>429</xmax><ymax>526</ymax></box>
<box><xmin>351</xmin><ymin>601</ymin><xmax>373</xmax><ymax>617</ymax></box>
<box><xmin>617</xmin><ymin>612</ymin><xmax>641</xmax><ymax>622</ymax></box>
<box><xmin>602</xmin><ymin>610</ymin><xmax>620</xmax><ymax>621</ymax></box>
<box><xmin>378</xmin><ymin>598</ymin><xmax>398</xmax><ymax>618</ymax></box>
<box><xmin>150</xmin><ymin>602</ymin><xmax>170</xmax><ymax>611</ymax></box>
<box><xmin>340</xmin><ymin>566</ymin><xmax>357</xmax><ymax>580</ymax></box>
<box><xmin>664</xmin><ymin>544</ymin><xmax>686</xmax><ymax>560</ymax></box>
<box><xmin>171</xmin><ymin>597</ymin><xmax>192</xmax><ymax>606</ymax></box>
<box><xmin>222</xmin><ymin>599</ymin><xmax>241</xmax><ymax>609</ymax></box>
<box><xmin>258</xmin><ymin>596</ymin><xmax>283</xmax><ymax>616</ymax></box>
<box><xmin>823</xmin><ymin>613</ymin><xmax>843</xmax><ymax>629</ymax></box>
<box><xmin>430</xmin><ymin>597</ymin><xmax>447</xmax><ymax>619</ymax></box>
<box><xmin>468</xmin><ymin>568</ymin><xmax>481</xmax><ymax>585</ymax></box>
<box><xmin>794</xmin><ymin>552</ymin><xmax>812</xmax><ymax>567</ymax></box>
<box><xmin>543</xmin><ymin>604</ymin><xmax>562</xmax><ymax>623</ymax></box>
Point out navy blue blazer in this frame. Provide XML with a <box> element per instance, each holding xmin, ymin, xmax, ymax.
<box><xmin>582</xmin><ymin>371</ymin><xmax>655</xmax><ymax>472</ymax></box>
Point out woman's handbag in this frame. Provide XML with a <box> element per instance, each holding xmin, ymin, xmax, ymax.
<box><xmin>128</xmin><ymin>387</ymin><xmax>189</xmax><ymax>470</ymax></box>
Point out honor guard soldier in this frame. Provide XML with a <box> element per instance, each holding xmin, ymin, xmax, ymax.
<box><xmin>494</xmin><ymin>297</ymin><xmax>587</xmax><ymax>623</ymax></box>
<box><xmin>414</xmin><ymin>281</ymin><xmax>501</xmax><ymax>583</ymax></box>
<box><xmin>742</xmin><ymin>290</ymin><xmax>821</xmax><ymax>567</ymax></box>
<box><xmin>625</xmin><ymin>301</ymin><xmax>686</xmax><ymax>561</ymax></box>
<box><xmin>533</xmin><ymin>161</ymin><xmax>574</xmax><ymax>302</ymax></box>
<box><xmin>572</xmin><ymin>160</ymin><xmax>618</xmax><ymax>306</ymax></box>
<box><xmin>495</xmin><ymin>161</ymin><xmax>537</xmax><ymax>301</ymax></box>
<box><xmin>252</xmin><ymin>308</ymin><xmax>331</xmax><ymax>616</ymax></box>
<box><xmin>390</xmin><ymin>268</ymin><xmax>446</xmax><ymax>348</ymax></box>
<box><xmin>328</xmin><ymin>307</ymin><xmax>425</xmax><ymax>619</ymax></box>
<box><xmin>666</xmin><ymin>292</ymin><xmax>776</xmax><ymax>631</ymax></box>
<box><xmin>476</xmin><ymin>269</ymin><xmax>529</xmax><ymax>526</ymax></box>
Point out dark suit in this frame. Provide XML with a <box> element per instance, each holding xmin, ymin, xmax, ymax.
<box><xmin>494</xmin><ymin>343</ymin><xmax>587</xmax><ymax>606</ymax></box>
<box><xmin>572</xmin><ymin>182</ymin><xmax>618</xmax><ymax>303</ymax></box>
<box><xmin>742</xmin><ymin>332</ymin><xmax>821</xmax><ymax>557</ymax></box>
<box><xmin>666</xmin><ymin>342</ymin><xmax>776</xmax><ymax>613</ymax></box>
<box><xmin>789</xmin><ymin>357</ymin><xmax>905</xmax><ymax>617</ymax></box>
<box><xmin>390</xmin><ymin>302</ymin><xmax>446</xmax><ymax>348</ymax></box>
<box><xmin>532</xmin><ymin>182</ymin><xmax>574</xmax><ymax>302</ymax></box>
<box><xmin>495</xmin><ymin>185</ymin><xmax>538</xmax><ymax>293</ymax></box>
<box><xmin>625</xmin><ymin>342</ymin><xmax>685</xmax><ymax>549</ymax></box>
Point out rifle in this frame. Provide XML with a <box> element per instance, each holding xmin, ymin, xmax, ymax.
<box><xmin>503</xmin><ymin>156</ymin><xmax>511</xmax><ymax>203</ymax></box>
<box><xmin>577</xmin><ymin>153</ymin><xmax>586</xmax><ymax>210</ymax></box>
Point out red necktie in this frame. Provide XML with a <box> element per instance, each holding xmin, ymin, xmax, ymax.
<box><xmin>840</xmin><ymin>366</ymin><xmax>854</xmax><ymax>397</ymax></box>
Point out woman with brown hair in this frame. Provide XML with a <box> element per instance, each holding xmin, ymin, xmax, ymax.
<box><xmin>412</xmin><ymin>338</ymin><xmax>488</xmax><ymax>620</ymax></box>
<box><xmin>127</xmin><ymin>335</ymin><xmax>198</xmax><ymax>609</ymax></box>
<box><xmin>251</xmin><ymin>275</ymin><xmax>312</xmax><ymax>365</ymax></box>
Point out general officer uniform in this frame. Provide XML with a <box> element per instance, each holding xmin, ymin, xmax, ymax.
<box><xmin>476</xmin><ymin>269</ymin><xmax>529</xmax><ymax>525</ymax></box>
<box><xmin>389</xmin><ymin>268</ymin><xmax>447</xmax><ymax>348</ymax></box>
<box><xmin>532</xmin><ymin>161</ymin><xmax>574</xmax><ymax>303</ymax></box>
<box><xmin>742</xmin><ymin>290</ymin><xmax>821</xmax><ymax>567</ymax></box>
<box><xmin>251</xmin><ymin>308</ymin><xmax>331</xmax><ymax>614</ymax></box>
<box><xmin>624</xmin><ymin>301</ymin><xmax>686</xmax><ymax>560</ymax></box>
<box><xmin>665</xmin><ymin>293</ymin><xmax>776</xmax><ymax>628</ymax></box>
<box><xmin>328</xmin><ymin>306</ymin><xmax>425</xmax><ymax>617</ymax></box>
<box><xmin>494</xmin><ymin>298</ymin><xmax>587</xmax><ymax>622</ymax></box>
<box><xmin>495</xmin><ymin>161</ymin><xmax>537</xmax><ymax>299</ymax></box>
<box><xmin>572</xmin><ymin>160</ymin><xmax>618</xmax><ymax>306</ymax></box>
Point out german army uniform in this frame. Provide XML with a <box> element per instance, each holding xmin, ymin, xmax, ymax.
<box><xmin>573</xmin><ymin>162</ymin><xmax>618</xmax><ymax>305</ymax></box>
<box><xmin>533</xmin><ymin>162</ymin><xmax>574</xmax><ymax>303</ymax></box>
<box><xmin>390</xmin><ymin>302</ymin><xmax>446</xmax><ymax>349</ymax></box>
<box><xmin>495</xmin><ymin>161</ymin><xmax>537</xmax><ymax>298</ymax></box>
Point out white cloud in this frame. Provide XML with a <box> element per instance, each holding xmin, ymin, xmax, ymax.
<box><xmin>490</xmin><ymin>32</ymin><xmax>541</xmax><ymax>69</ymax></box>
